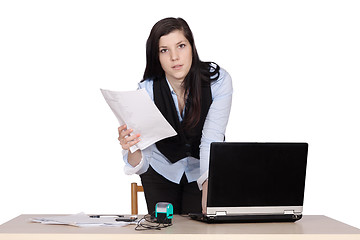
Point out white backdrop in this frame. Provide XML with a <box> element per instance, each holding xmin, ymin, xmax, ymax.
<box><xmin>1</xmin><ymin>0</ymin><xmax>359</xmax><ymax>228</ymax></box>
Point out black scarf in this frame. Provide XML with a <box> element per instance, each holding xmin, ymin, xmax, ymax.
<box><xmin>153</xmin><ymin>77</ymin><xmax>212</xmax><ymax>163</ymax></box>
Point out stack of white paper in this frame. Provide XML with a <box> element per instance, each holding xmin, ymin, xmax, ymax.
<box><xmin>101</xmin><ymin>88</ymin><xmax>177</xmax><ymax>153</ymax></box>
<box><xmin>30</xmin><ymin>213</ymin><xmax>132</xmax><ymax>227</ymax></box>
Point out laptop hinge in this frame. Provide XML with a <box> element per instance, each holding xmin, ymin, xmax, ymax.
<box><xmin>215</xmin><ymin>211</ymin><xmax>227</xmax><ymax>216</ymax></box>
<box><xmin>284</xmin><ymin>210</ymin><xmax>295</xmax><ymax>215</ymax></box>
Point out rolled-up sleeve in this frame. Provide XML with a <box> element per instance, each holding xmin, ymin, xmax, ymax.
<box><xmin>122</xmin><ymin>149</ymin><xmax>149</xmax><ymax>175</ymax></box>
<box><xmin>197</xmin><ymin>69</ymin><xmax>233</xmax><ymax>189</ymax></box>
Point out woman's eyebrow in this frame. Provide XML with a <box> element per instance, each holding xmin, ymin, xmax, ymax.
<box><xmin>159</xmin><ymin>40</ymin><xmax>187</xmax><ymax>49</ymax></box>
<box><xmin>177</xmin><ymin>40</ymin><xmax>189</xmax><ymax>45</ymax></box>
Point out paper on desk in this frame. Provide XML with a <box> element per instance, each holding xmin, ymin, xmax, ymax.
<box><xmin>101</xmin><ymin>88</ymin><xmax>177</xmax><ymax>153</ymax></box>
<box><xmin>30</xmin><ymin>213</ymin><xmax>132</xmax><ymax>227</ymax></box>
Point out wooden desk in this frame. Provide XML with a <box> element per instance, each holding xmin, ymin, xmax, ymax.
<box><xmin>0</xmin><ymin>214</ymin><xmax>359</xmax><ymax>240</ymax></box>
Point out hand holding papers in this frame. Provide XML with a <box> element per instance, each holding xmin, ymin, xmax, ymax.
<box><xmin>101</xmin><ymin>89</ymin><xmax>177</xmax><ymax>153</ymax></box>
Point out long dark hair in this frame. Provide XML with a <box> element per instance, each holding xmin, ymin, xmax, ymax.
<box><xmin>143</xmin><ymin>17</ymin><xmax>220</xmax><ymax>129</ymax></box>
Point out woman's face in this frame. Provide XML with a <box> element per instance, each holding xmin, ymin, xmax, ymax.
<box><xmin>158</xmin><ymin>30</ymin><xmax>192</xmax><ymax>84</ymax></box>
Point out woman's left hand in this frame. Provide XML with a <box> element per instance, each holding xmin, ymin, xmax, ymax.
<box><xmin>201</xmin><ymin>179</ymin><xmax>208</xmax><ymax>214</ymax></box>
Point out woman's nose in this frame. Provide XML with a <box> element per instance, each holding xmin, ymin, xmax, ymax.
<box><xmin>170</xmin><ymin>50</ymin><xmax>179</xmax><ymax>61</ymax></box>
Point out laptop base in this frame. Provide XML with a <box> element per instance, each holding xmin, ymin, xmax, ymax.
<box><xmin>189</xmin><ymin>213</ymin><xmax>302</xmax><ymax>223</ymax></box>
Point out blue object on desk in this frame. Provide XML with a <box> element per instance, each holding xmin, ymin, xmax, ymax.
<box><xmin>155</xmin><ymin>202</ymin><xmax>173</xmax><ymax>224</ymax></box>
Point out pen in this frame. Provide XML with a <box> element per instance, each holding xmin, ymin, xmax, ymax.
<box><xmin>89</xmin><ymin>215</ymin><xmax>124</xmax><ymax>218</ymax></box>
<box><xmin>116</xmin><ymin>216</ymin><xmax>138</xmax><ymax>222</ymax></box>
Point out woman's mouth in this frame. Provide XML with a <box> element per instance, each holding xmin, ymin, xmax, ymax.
<box><xmin>172</xmin><ymin>64</ymin><xmax>183</xmax><ymax>70</ymax></box>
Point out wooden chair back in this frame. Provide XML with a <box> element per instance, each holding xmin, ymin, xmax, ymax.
<box><xmin>131</xmin><ymin>182</ymin><xmax>144</xmax><ymax>215</ymax></box>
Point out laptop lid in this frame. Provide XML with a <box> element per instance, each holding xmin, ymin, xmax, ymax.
<box><xmin>206</xmin><ymin>142</ymin><xmax>308</xmax><ymax>217</ymax></box>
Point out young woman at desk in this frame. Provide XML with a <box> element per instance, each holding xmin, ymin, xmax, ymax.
<box><xmin>118</xmin><ymin>17</ymin><xmax>232</xmax><ymax>215</ymax></box>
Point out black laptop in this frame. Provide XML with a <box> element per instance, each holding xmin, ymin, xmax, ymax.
<box><xmin>190</xmin><ymin>142</ymin><xmax>308</xmax><ymax>223</ymax></box>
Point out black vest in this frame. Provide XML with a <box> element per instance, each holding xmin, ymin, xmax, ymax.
<box><xmin>153</xmin><ymin>77</ymin><xmax>212</xmax><ymax>163</ymax></box>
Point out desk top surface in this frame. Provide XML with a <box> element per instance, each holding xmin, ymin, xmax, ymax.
<box><xmin>0</xmin><ymin>214</ymin><xmax>360</xmax><ymax>240</ymax></box>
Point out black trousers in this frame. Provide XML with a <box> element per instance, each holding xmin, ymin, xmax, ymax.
<box><xmin>140</xmin><ymin>166</ymin><xmax>202</xmax><ymax>215</ymax></box>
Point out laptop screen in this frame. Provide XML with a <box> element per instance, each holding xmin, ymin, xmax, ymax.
<box><xmin>207</xmin><ymin>142</ymin><xmax>308</xmax><ymax>208</ymax></box>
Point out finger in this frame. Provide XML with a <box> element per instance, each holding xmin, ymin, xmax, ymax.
<box><xmin>118</xmin><ymin>124</ymin><xmax>127</xmax><ymax>133</ymax></box>
<box><xmin>120</xmin><ymin>133</ymin><xmax>140</xmax><ymax>147</ymax></box>
<box><xmin>118</xmin><ymin>125</ymin><xmax>128</xmax><ymax>140</ymax></box>
<box><xmin>124</xmin><ymin>133</ymin><xmax>140</xmax><ymax>143</ymax></box>
<box><xmin>121</xmin><ymin>143</ymin><xmax>129</xmax><ymax>150</ymax></box>
<box><xmin>127</xmin><ymin>137</ymin><xmax>141</xmax><ymax>147</ymax></box>
<box><xmin>121</xmin><ymin>137</ymin><xmax>140</xmax><ymax>150</ymax></box>
<box><xmin>122</xmin><ymin>133</ymin><xmax>140</xmax><ymax>146</ymax></box>
<box><xmin>119</xmin><ymin>128</ymin><xmax>133</xmax><ymax>139</ymax></box>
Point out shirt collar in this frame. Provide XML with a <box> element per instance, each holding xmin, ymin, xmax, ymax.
<box><xmin>165</xmin><ymin>77</ymin><xmax>177</xmax><ymax>95</ymax></box>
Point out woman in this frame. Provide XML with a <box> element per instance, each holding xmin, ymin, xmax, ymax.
<box><xmin>118</xmin><ymin>17</ymin><xmax>232</xmax><ymax>215</ymax></box>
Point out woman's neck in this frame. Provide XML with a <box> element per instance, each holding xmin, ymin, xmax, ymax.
<box><xmin>167</xmin><ymin>77</ymin><xmax>185</xmax><ymax>97</ymax></box>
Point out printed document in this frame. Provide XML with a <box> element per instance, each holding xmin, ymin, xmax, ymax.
<box><xmin>101</xmin><ymin>88</ymin><xmax>177</xmax><ymax>152</ymax></box>
<box><xmin>30</xmin><ymin>213</ymin><xmax>132</xmax><ymax>227</ymax></box>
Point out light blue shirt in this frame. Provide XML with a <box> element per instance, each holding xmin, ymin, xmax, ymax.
<box><xmin>123</xmin><ymin>68</ymin><xmax>232</xmax><ymax>188</ymax></box>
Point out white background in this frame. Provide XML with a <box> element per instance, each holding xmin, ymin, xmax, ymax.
<box><xmin>1</xmin><ymin>0</ymin><xmax>359</xmax><ymax>228</ymax></box>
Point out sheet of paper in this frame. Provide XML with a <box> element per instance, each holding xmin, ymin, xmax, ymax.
<box><xmin>30</xmin><ymin>213</ymin><xmax>132</xmax><ymax>227</ymax></box>
<box><xmin>101</xmin><ymin>88</ymin><xmax>177</xmax><ymax>153</ymax></box>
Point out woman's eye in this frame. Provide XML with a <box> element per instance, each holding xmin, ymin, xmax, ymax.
<box><xmin>160</xmin><ymin>49</ymin><xmax>168</xmax><ymax>53</ymax></box>
<box><xmin>179</xmin><ymin>44</ymin><xmax>186</xmax><ymax>48</ymax></box>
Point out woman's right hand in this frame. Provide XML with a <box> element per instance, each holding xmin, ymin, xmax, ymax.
<box><xmin>118</xmin><ymin>124</ymin><xmax>142</xmax><ymax>167</ymax></box>
<box><xmin>118</xmin><ymin>124</ymin><xmax>141</xmax><ymax>150</ymax></box>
